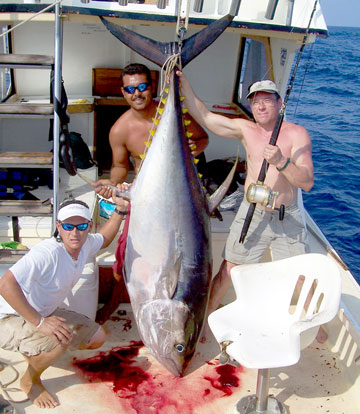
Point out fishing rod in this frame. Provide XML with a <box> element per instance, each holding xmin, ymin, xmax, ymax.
<box><xmin>239</xmin><ymin>0</ymin><xmax>319</xmax><ymax>243</ymax></box>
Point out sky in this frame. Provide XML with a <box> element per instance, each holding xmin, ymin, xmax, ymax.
<box><xmin>320</xmin><ymin>0</ymin><xmax>360</xmax><ymax>27</ymax></box>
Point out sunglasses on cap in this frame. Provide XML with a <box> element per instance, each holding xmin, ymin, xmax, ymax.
<box><xmin>123</xmin><ymin>82</ymin><xmax>150</xmax><ymax>94</ymax></box>
<box><xmin>60</xmin><ymin>222</ymin><xmax>90</xmax><ymax>231</ymax></box>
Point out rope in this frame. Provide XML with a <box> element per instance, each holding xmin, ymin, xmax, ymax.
<box><xmin>137</xmin><ymin>53</ymin><xmax>182</xmax><ymax>173</ymax></box>
<box><xmin>0</xmin><ymin>0</ymin><xmax>62</xmax><ymax>39</ymax></box>
<box><xmin>0</xmin><ymin>361</ymin><xmax>29</xmax><ymax>404</ymax></box>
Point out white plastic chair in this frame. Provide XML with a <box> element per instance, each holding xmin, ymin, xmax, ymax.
<box><xmin>208</xmin><ymin>253</ymin><xmax>341</xmax><ymax>414</ymax></box>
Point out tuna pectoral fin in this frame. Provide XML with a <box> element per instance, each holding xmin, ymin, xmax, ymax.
<box><xmin>208</xmin><ymin>153</ymin><xmax>239</xmax><ymax>215</ymax></box>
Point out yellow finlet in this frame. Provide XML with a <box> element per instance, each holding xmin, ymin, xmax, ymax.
<box><xmin>164</xmin><ymin>88</ymin><xmax>169</xmax><ymax>93</ymax></box>
<box><xmin>182</xmin><ymin>108</ymin><xmax>189</xmax><ymax>114</ymax></box>
<box><xmin>186</xmin><ymin>132</ymin><xmax>193</xmax><ymax>138</ymax></box>
<box><xmin>144</xmin><ymin>141</ymin><xmax>151</xmax><ymax>148</ymax></box>
<box><xmin>193</xmin><ymin>158</ymin><xmax>199</xmax><ymax>165</ymax></box>
<box><xmin>184</xmin><ymin>120</ymin><xmax>191</xmax><ymax>126</ymax></box>
<box><xmin>198</xmin><ymin>173</ymin><xmax>203</xmax><ymax>179</ymax></box>
<box><xmin>161</xmin><ymin>98</ymin><xmax>167</xmax><ymax>104</ymax></box>
<box><xmin>158</xmin><ymin>108</ymin><xmax>164</xmax><ymax>114</ymax></box>
<box><xmin>180</xmin><ymin>96</ymin><xmax>186</xmax><ymax>101</ymax></box>
<box><xmin>189</xmin><ymin>144</ymin><xmax>197</xmax><ymax>151</ymax></box>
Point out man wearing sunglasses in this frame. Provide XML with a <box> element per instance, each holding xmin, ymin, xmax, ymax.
<box><xmin>93</xmin><ymin>62</ymin><xmax>209</xmax><ymax>188</ymax></box>
<box><xmin>91</xmin><ymin>63</ymin><xmax>209</xmax><ymax>323</ymax></box>
<box><xmin>0</xmin><ymin>185</ymin><xmax>128</xmax><ymax>409</ymax></box>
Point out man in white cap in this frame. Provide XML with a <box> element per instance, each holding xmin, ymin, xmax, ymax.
<box><xmin>176</xmin><ymin>72</ymin><xmax>317</xmax><ymax>341</ymax></box>
<box><xmin>0</xmin><ymin>186</ymin><xmax>129</xmax><ymax>409</ymax></box>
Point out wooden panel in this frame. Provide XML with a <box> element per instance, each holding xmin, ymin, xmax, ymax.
<box><xmin>0</xmin><ymin>152</ymin><xmax>53</xmax><ymax>165</ymax></box>
<box><xmin>0</xmin><ymin>53</ymin><xmax>54</xmax><ymax>67</ymax></box>
<box><xmin>0</xmin><ymin>103</ymin><xmax>54</xmax><ymax>115</ymax></box>
<box><xmin>0</xmin><ymin>249</ymin><xmax>28</xmax><ymax>264</ymax></box>
<box><xmin>92</xmin><ymin>67</ymin><xmax>159</xmax><ymax>97</ymax></box>
<box><xmin>0</xmin><ymin>200</ymin><xmax>52</xmax><ymax>216</ymax></box>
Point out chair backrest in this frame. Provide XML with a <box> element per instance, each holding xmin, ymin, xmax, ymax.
<box><xmin>230</xmin><ymin>253</ymin><xmax>341</xmax><ymax>332</ymax></box>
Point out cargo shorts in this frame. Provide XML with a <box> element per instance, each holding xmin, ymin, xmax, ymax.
<box><xmin>224</xmin><ymin>199</ymin><xmax>308</xmax><ymax>264</ymax></box>
<box><xmin>0</xmin><ymin>308</ymin><xmax>101</xmax><ymax>357</ymax></box>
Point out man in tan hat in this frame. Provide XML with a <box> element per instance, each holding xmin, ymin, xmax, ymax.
<box><xmin>0</xmin><ymin>185</ymin><xmax>129</xmax><ymax>409</ymax></box>
<box><xmin>176</xmin><ymin>71</ymin><xmax>317</xmax><ymax>341</ymax></box>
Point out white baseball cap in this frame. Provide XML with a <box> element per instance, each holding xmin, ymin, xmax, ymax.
<box><xmin>246</xmin><ymin>80</ymin><xmax>280</xmax><ymax>99</ymax></box>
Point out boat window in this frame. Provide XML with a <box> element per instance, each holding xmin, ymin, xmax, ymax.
<box><xmin>0</xmin><ymin>26</ymin><xmax>12</xmax><ymax>102</ymax></box>
<box><xmin>233</xmin><ymin>37</ymin><xmax>270</xmax><ymax>117</ymax></box>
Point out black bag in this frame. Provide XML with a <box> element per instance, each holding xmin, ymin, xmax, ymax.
<box><xmin>66</xmin><ymin>132</ymin><xmax>97</xmax><ymax>170</ymax></box>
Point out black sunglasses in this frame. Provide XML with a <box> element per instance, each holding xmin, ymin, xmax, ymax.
<box><xmin>123</xmin><ymin>82</ymin><xmax>150</xmax><ymax>94</ymax></box>
<box><xmin>60</xmin><ymin>222</ymin><xmax>90</xmax><ymax>231</ymax></box>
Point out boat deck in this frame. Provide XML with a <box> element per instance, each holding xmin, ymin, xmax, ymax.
<box><xmin>1</xmin><ymin>301</ymin><xmax>359</xmax><ymax>414</ymax></box>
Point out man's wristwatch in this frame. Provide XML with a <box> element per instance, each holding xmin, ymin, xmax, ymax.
<box><xmin>276</xmin><ymin>157</ymin><xmax>290</xmax><ymax>172</ymax></box>
<box><xmin>114</xmin><ymin>207</ymin><xmax>127</xmax><ymax>215</ymax></box>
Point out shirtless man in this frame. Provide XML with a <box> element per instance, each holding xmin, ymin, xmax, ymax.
<box><xmin>176</xmin><ymin>71</ymin><xmax>319</xmax><ymax>340</ymax></box>
<box><xmin>93</xmin><ymin>63</ymin><xmax>208</xmax><ymax>189</ymax></box>
<box><xmin>91</xmin><ymin>64</ymin><xmax>208</xmax><ymax>323</ymax></box>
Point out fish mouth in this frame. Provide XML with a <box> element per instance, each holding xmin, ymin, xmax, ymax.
<box><xmin>156</xmin><ymin>356</ymin><xmax>183</xmax><ymax>377</ymax></box>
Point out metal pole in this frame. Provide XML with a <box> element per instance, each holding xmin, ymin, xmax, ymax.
<box><xmin>256</xmin><ymin>368</ymin><xmax>270</xmax><ymax>412</ymax></box>
<box><xmin>52</xmin><ymin>1</ymin><xmax>63</xmax><ymax>231</ymax></box>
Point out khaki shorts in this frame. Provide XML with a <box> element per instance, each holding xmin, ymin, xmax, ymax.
<box><xmin>224</xmin><ymin>200</ymin><xmax>308</xmax><ymax>264</ymax></box>
<box><xmin>0</xmin><ymin>308</ymin><xmax>101</xmax><ymax>356</ymax></box>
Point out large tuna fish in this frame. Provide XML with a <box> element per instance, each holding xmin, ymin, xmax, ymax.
<box><xmin>100</xmin><ymin>6</ymin><xmax>238</xmax><ymax>376</ymax></box>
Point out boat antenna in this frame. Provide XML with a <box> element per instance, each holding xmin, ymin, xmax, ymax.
<box><xmin>239</xmin><ymin>0</ymin><xmax>319</xmax><ymax>243</ymax></box>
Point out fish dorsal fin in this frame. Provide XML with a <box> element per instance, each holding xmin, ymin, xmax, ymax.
<box><xmin>208</xmin><ymin>152</ymin><xmax>239</xmax><ymax>215</ymax></box>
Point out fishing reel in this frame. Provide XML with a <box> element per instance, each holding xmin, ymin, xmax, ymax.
<box><xmin>246</xmin><ymin>182</ymin><xmax>285</xmax><ymax>220</ymax></box>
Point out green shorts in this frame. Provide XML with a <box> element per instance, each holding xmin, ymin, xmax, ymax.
<box><xmin>0</xmin><ymin>308</ymin><xmax>100</xmax><ymax>356</ymax></box>
<box><xmin>224</xmin><ymin>199</ymin><xmax>308</xmax><ymax>265</ymax></box>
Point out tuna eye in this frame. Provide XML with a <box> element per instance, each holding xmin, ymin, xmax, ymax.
<box><xmin>175</xmin><ymin>344</ymin><xmax>185</xmax><ymax>353</ymax></box>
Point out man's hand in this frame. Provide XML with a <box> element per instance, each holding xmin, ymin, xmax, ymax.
<box><xmin>112</xmin><ymin>183</ymin><xmax>131</xmax><ymax>213</ymax></box>
<box><xmin>189</xmin><ymin>136</ymin><xmax>208</xmax><ymax>157</ymax></box>
<box><xmin>263</xmin><ymin>144</ymin><xmax>285</xmax><ymax>167</ymax></box>
<box><xmin>37</xmin><ymin>315</ymin><xmax>73</xmax><ymax>345</ymax></box>
<box><xmin>91</xmin><ymin>178</ymin><xmax>114</xmax><ymax>199</ymax></box>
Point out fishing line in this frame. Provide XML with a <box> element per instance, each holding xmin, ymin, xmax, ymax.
<box><xmin>291</xmin><ymin>41</ymin><xmax>315</xmax><ymax>120</ymax></box>
<box><xmin>0</xmin><ymin>0</ymin><xmax>63</xmax><ymax>39</ymax></box>
<box><xmin>239</xmin><ymin>0</ymin><xmax>319</xmax><ymax>243</ymax></box>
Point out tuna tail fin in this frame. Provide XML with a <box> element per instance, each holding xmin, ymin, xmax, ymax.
<box><xmin>180</xmin><ymin>13</ymin><xmax>235</xmax><ymax>67</ymax></box>
<box><xmin>208</xmin><ymin>152</ymin><xmax>239</xmax><ymax>215</ymax></box>
<box><xmin>100</xmin><ymin>12</ymin><xmax>235</xmax><ymax>69</ymax></box>
<box><xmin>100</xmin><ymin>17</ymin><xmax>170</xmax><ymax>68</ymax></box>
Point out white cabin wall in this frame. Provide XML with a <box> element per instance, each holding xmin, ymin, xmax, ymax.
<box><xmin>183</xmin><ymin>29</ymin><xmax>243</xmax><ymax>161</ymax></box>
<box><xmin>7</xmin><ymin>18</ymin><xmax>244</xmax><ymax>160</ymax></box>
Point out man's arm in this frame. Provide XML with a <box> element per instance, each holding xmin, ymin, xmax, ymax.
<box><xmin>0</xmin><ymin>271</ymin><xmax>72</xmax><ymax>344</ymax></box>
<box><xmin>177</xmin><ymin>71</ymin><xmax>246</xmax><ymax>141</ymax></box>
<box><xmin>264</xmin><ymin>125</ymin><xmax>314</xmax><ymax>192</ymax></box>
<box><xmin>92</xmin><ymin>121</ymin><xmax>130</xmax><ymax>198</ymax></box>
<box><xmin>108</xmin><ymin>124</ymin><xmax>131</xmax><ymax>185</ymax></box>
<box><xmin>99</xmin><ymin>184</ymin><xmax>130</xmax><ymax>248</ymax></box>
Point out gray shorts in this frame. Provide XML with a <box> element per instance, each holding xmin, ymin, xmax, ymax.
<box><xmin>0</xmin><ymin>308</ymin><xmax>100</xmax><ymax>356</ymax></box>
<box><xmin>224</xmin><ymin>199</ymin><xmax>308</xmax><ymax>265</ymax></box>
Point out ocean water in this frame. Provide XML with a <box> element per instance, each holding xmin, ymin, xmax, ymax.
<box><xmin>286</xmin><ymin>26</ymin><xmax>360</xmax><ymax>283</ymax></box>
